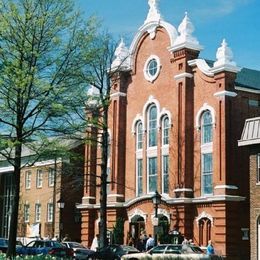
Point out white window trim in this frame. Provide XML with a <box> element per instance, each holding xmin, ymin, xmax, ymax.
<box><xmin>48</xmin><ymin>168</ymin><xmax>55</xmax><ymax>187</ymax></box>
<box><xmin>35</xmin><ymin>204</ymin><xmax>41</xmax><ymax>223</ymax></box>
<box><xmin>162</xmin><ymin>154</ymin><xmax>169</xmax><ymax>195</ymax></box>
<box><xmin>147</xmin><ymin>156</ymin><xmax>158</xmax><ymax>194</ymax></box>
<box><xmin>201</xmin><ymin>152</ymin><xmax>213</xmax><ymax>196</ymax></box>
<box><xmin>195</xmin><ymin>103</ymin><xmax>216</xmax><ymax>130</ymax></box>
<box><xmin>161</xmin><ymin>115</ymin><xmax>170</xmax><ymax>146</ymax></box>
<box><xmin>25</xmin><ymin>171</ymin><xmax>31</xmax><ymax>189</ymax></box>
<box><xmin>143</xmin><ymin>55</ymin><xmax>161</xmax><ymax>83</ymax></box>
<box><xmin>136</xmin><ymin>159</ymin><xmax>143</xmax><ymax>197</ymax></box>
<box><xmin>147</xmin><ymin>105</ymin><xmax>158</xmax><ymax>148</ymax></box>
<box><xmin>47</xmin><ymin>203</ymin><xmax>53</xmax><ymax>222</ymax></box>
<box><xmin>36</xmin><ymin>170</ymin><xmax>43</xmax><ymax>188</ymax></box>
<box><xmin>136</xmin><ymin>121</ymin><xmax>143</xmax><ymax>151</ymax></box>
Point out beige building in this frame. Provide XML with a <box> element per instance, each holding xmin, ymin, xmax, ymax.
<box><xmin>0</xmin><ymin>139</ymin><xmax>84</xmax><ymax>242</ymax></box>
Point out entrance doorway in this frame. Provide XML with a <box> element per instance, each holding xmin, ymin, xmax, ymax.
<box><xmin>129</xmin><ymin>216</ymin><xmax>145</xmax><ymax>242</ymax></box>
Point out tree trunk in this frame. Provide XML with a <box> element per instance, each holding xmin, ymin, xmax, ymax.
<box><xmin>99</xmin><ymin>105</ymin><xmax>109</xmax><ymax>249</ymax></box>
<box><xmin>6</xmin><ymin>143</ymin><xmax>22</xmax><ymax>258</ymax></box>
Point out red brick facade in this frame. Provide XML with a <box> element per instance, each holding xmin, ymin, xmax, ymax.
<box><xmin>80</xmin><ymin>6</ymin><xmax>260</xmax><ymax>259</ymax></box>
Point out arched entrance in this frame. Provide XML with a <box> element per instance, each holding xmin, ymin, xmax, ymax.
<box><xmin>157</xmin><ymin>215</ymin><xmax>169</xmax><ymax>243</ymax></box>
<box><xmin>129</xmin><ymin>215</ymin><xmax>145</xmax><ymax>242</ymax></box>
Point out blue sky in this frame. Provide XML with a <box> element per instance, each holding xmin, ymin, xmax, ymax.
<box><xmin>76</xmin><ymin>0</ymin><xmax>260</xmax><ymax>70</ymax></box>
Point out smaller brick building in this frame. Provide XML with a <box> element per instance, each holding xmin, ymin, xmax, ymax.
<box><xmin>239</xmin><ymin>117</ymin><xmax>260</xmax><ymax>260</ymax></box>
<box><xmin>0</xmin><ymin>139</ymin><xmax>84</xmax><ymax>242</ymax></box>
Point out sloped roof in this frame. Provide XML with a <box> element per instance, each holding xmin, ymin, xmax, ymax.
<box><xmin>205</xmin><ymin>60</ymin><xmax>260</xmax><ymax>91</ymax></box>
<box><xmin>238</xmin><ymin>117</ymin><xmax>260</xmax><ymax>146</ymax></box>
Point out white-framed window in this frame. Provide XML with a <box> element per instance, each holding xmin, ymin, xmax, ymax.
<box><xmin>25</xmin><ymin>171</ymin><xmax>32</xmax><ymax>189</ymax></box>
<box><xmin>24</xmin><ymin>204</ymin><xmax>30</xmax><ymax>223</ymax></box>
<box><xmin>36</xmin><ymin>169</ymin><xmax>43</xmax><ymax>188</ymax></box>
<box><xmin>137</xmin><ymin>159</ymin><xmax>143</xmax><ymax>196</ymax></box>
<box><xmin>162</xmin><ymin>116</ymin><xmax>170</xmax><ymax>145</ymax></box>
<box><xmin>148</xmin><ymin>157</ymin><xmax>157</xmax><ymax>193</ymax></box>
<box><xmin>201</xmin><ymin>111</ymin><xmax>213</xmax><ymax>144</ymax></box>
<box><xmin>35</xmin><ymin>204</ymin><xmax>41</xmax><ymax>222</ymax></box>
<box><xmin>136</xmin><ymin>121</ymin><xmax>143</xmax><ymax>150</ymax></box>
<box><xmin>143</xmin><ymin>55</ymin><xmax>161</xmax><ymax>82</ymax></box>
<box><xmin>202</xmin><ymin>153</ymin><xmax>213</xmax><ymax>195</ymax></box>
<box><xmin>257</xmin><ymin>153</ymin><xmax>260</xmax><ymax>183</ymax></box>
<box><xmin>162</xmin><ymin>155</ymin><xmax>169</xmax><ymax>194</ymax></box>
<box><xmin>47</xmin><ymin>203</ymin><xmax>53</xmax><ymax>222</ymax></box>
<box><xmin>48</xmin><ymin>168</ymin><xmax>55</xmax><ymax>187</ymax></box>
<box><xmin>148</xmin><ymin>105</ymin><xmax>157</xmax><ymax>147</ymax></box>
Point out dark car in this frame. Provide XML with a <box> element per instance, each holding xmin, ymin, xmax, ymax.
<box><xmin>87</xmin><ymin>244</ymin><xmax>140</xmax><ymax>260</ymax></box>
<box><xmin>62</xmin><ymin>241</ymin><xmax>94</xmax><ymax>259</ymax></box>
<box><xmin>16</xmin><ymin>240</ymin><xmax>74</xmax><ymax>258</ymax></box>
<box><xmin>0</xmin><ymin>238</ymin><xmax>23</xmax><ymax>253</ymax></box>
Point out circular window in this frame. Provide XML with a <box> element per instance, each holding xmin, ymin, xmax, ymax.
<box><xmin>144</xmin><ymin>55</ymin><xmax>161</xmax><ymax>82</ymax></box>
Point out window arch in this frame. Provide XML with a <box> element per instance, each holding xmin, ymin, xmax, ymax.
<box><xmin>199</xmin><ymin>218</ymin><xmax>212</xmax><ymax>246</ymax></box>
<box><xmin>162</xmin><ymin>116</ymin><xmax>170</xmax><ymax>145</ymax></box>
<box><xmin>148</xmin><ymin>105</ymin><xmax>157</xmax><ymax>147</ymax></box>
<box><xmin>136</xmin><ymin>121</ymin><xmax>143</xmax><ymax>150</ymax></box>
<box><xmin>201</xmin><ymin>111</ymin><xmax>213</xmax><ymax>144</ymax></box>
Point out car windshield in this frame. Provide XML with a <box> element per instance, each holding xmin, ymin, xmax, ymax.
<box><xmin>121</xmin><ymin>246</ymin><xmax>139</xmax><ymax>253</ymax></box>
<box><xmin>150</xmin><ymin>245</ymin><xmax>167</xmax><ymax>254</ymax></box>
<box><xmin>68</xmin><ymin>242</ymin><xmax>85</xmax><ymax>248</ymax></box>
<box><xmin>166</xmin><ymin>245</ymin><xmax>182</xmax><ymax>254</ymax></box>
<box><xmin>190</xmin><ymin>246</ymin><xmax>204</xmax><ymax>253</ymax></box>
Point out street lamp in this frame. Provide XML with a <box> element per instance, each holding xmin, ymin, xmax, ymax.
<box><xmin>152</xmin><ymin>190</ymin><xmax>161</xmax><ymax>246</ymax></box>
<box><xmin>57</xmin><ymin>199</ymin><xmax>65</xmax><ymax>240</ymax></box>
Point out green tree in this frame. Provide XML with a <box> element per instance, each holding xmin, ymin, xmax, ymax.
<box><xmin>0</xmin><ymin>0</ymin><xmax>95</xmax><ymax>257</ymax></box>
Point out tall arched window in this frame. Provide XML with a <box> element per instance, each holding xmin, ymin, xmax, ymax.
<box><xmin>162</xmin><ymin>116</ymin><xmax>170</xmax><ymax>145</ymax></box>
<box><xmin>148</xmin><ymin>105</ymin><xmax>157</xmax><ymax>147</ymax></box>
<box><xmin>201</xmin><ymin>111</ymin><xmax>212</xmax><ymax>144</ymax></box>
<box><xmin>201</xmin><ymin>110</ymin><xmax>213</xmax><ymax>195</ymax></box>
<box><xmin>136</xmin><ymin>121</ymin><xmax>143</xmax><ymax>150</ymax></box>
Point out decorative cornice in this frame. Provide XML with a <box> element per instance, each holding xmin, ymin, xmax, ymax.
<box><xmin>214</xmin><ymin>185</ymin><xmax>238</xmax><ymax>190</ymax></box>
<box><xmin>174</xmin><ymin>72</ymin><xmax>193</xmax><ymax>80</ymax></box>
<box><xmin>188</xmin><ymin>59</ymin><xmax>214</xmax><ymax>77</ymax></box>
<box><xmin>214</xmin><ymin>90</ymin><xmax>237</xmax><ymax>98</ymax></box>
<box><xmin>110</xmin><ymin>92</ymin><xmax>127</xmax><ymax>98</ymax></box>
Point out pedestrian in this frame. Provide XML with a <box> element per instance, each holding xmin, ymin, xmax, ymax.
<box><xmin>145</xmin><ymin>234</ymin><xmax>155</xmax><ymax>251</ymax></box>
<box><xmin>206</xmin><ymin>240</ymin><xmax>215</xmax><ymax>255</ymax></box>
<box><xmin>128</xmin><ymin>237</ymin><xmax>135</xmax><ymax>246</ymax></box>
<box><xmin>90</xmin><ymin>234</ymin><xmax>99</xmax><ymax>251</ymax></box>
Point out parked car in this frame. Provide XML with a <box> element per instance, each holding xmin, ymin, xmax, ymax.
<box><xmin>62</xmin><ymin>241</ymin><xmax>94</xmax><ymax>259</ymax></box>
<box><xmin>16</xmin><ymin>240</ymin><xmax>74</xmax><ymax>258</ymax></box>
<box><xmin>122</xmin><ymin>244</ymin><xmax>222</xmax><ymax>260</ymax></box>
<box><xmin>86</xmin><ymin>244</ymin><xmax>140</xmax><ymax>260</ymax></box>
<box><xmin>0</xmin><ymin>238</ymin><xmax>23</xmax><ymax>253</ymax></box>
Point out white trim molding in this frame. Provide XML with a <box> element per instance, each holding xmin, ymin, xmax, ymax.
<box><xmin>131</xmin><ymin>114</ymin><xmax>144</xmax><ymax>134</ymax></box>
<box><xmin>214</xmin><ymin>185</ymin><xmax>238</xmax><ymax>190</ymax></box>
<box><xmin>214</xmin><ymin>90</ymin><xmax>237</xmax><ymax>98</ymax></box>
<box><xmin>143</xmin><ymin>55</ymin><xmax>161</xmax><ymax>83</ymax></box>
<box><xmin>128</xmin><ymin>208</ymin><xmax>147</xmax><ymax>223</ymax></box>
<box><xmin>151</xmin><ymin>208</ymin><xmax>171</xmax><ymax>222</ymax></box>
<box><xmin>195</xmin><ymin>103</ymin><xmax>216</xmax><ymax>130</ymax></box>
<box><xmin>110</xmin><ymin>92</ymin><xmax>127</xmax><ymax>98</ymax></box>
<box><xmin>174</xmin><ymin>72</ymin><xmax>193</xmax><ymax>80</ymax></box>
<box><xmin>195</xmin><ymin>211</ymin><xmax>214</xmax><ymax>226</ymax></box>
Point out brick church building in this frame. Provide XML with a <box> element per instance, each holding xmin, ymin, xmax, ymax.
<box><xmin>79</xmin><ymin>1</ymin><xmax>260</xmax><ymax>258</ymax></box>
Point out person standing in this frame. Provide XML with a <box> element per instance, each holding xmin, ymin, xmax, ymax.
<box><xmin>145</xmin><ymin>234</ymin><xmax>155</xmax><ymax>251</ymax></box>
<box><xmin>90</xmin><ymin>234</ymin><xmax>100</xmax><ymax>251</ymax></box>
<box><xmin>206</xmin><ymin>240</ymin><xmax>215</xmax><ymax>255</ymax></box>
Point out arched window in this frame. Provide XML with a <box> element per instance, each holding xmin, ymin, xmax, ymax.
<box><xmin>148</xmin><ymin>105</ymin><xmax>157</xmax><ymax>147</ymax></box>
<box><xmin>136</xmin><ymin>121</ymin><xmax>143</xmax><ymax>150</ymax></box>
<box><xmin>162</xmin><ymin>116</ymin><xmax>170</xmax><ymax>145</ymax></box>
<box><xmin>199</xmin><ymin>218</ymin><xmax>211</xmax><ymax>246</ymax></box>
<box><xmin>201</xmin><ymin>111</ymin><xmax>212</xmax><ymax>144</ymax></box>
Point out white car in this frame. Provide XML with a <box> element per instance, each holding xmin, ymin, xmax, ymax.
<box><xmin>62</xmin><ymin>241</ymin><xmax>94</xmax><ymax>260</ymax></box>
<box><xmin>122</xmin><ymin>244</ymin><xmax>222</xmax><ymax>260</ymax></box>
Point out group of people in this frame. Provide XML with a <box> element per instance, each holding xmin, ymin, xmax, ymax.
<box><xmin>128</xmin><ymin>231</ymin><xmax>155</xmax><ymax>252</ymax></box>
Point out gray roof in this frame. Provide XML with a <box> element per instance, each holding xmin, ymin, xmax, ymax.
<box><xmin>205</xmin><ymin>60</ymin><xmax>260</xmax><ymax>90</ymax></box>
<box><xmin>238</xmin><ymin>117</ymin><xmax>260</xmax><ymax>146</ymax></box>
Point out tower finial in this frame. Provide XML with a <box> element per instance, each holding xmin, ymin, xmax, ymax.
<box><xmin>145</xmin><ymin>0</ymin><xmax>161</xmax><ymax>24</ymax></box>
